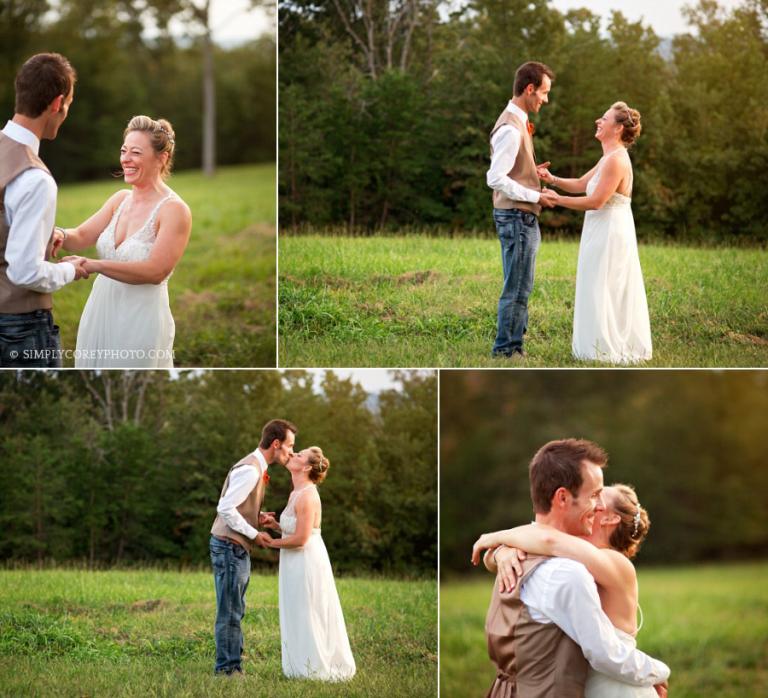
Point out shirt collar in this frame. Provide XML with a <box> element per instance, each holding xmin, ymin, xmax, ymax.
<box><xmin>505</xmin><ymin>101</ymin><xmax>529</xmax><ymax>124</ymax></box>
<box><xmin>252</xmin><ymin>448</ymin><xmax>268</xmax><ymax>471</ymax></box>
<box><xmin>2</xmin><ymin>120</ymin><xmax>40</xmax><ymax>155</ymax></box>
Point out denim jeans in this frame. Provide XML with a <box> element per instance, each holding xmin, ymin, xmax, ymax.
<box><xmin>491</xmin><ymin>208</ymin><xmax>541</xmax><ymax>356</ymax></box>
<box><xmin>210</xmin><ymin>535</ymin><xmax>251</xmax><ymax>674</ymax></box>
<box><xmin>0</xmin><ymin>309</ymin><xmax>61</xmax><ymax>367</ymax></box>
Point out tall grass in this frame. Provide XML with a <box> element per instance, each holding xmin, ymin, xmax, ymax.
<box><xmin>441</xmin><ymin>562</ymin><xmax>768</xmax><ymax>698</ymax></box>
<box><xmin>0</xmin><ymin>568</ymin><xmax>436</xmax><ymax>697</ymax></box>
<box><xmin>278</xmin><ymin>235</ymin><xmax>768</xmax><ymax>367</ymax></box>
<box><xmin>52</xmin><ymin>164</ymin><xmax>276</xmax><ymax>367</ymax></box>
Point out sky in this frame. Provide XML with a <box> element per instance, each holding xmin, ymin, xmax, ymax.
<box><xmin>146</xmin><ymin>0</ymin><xmax>274</xmax><ymax>45</ymax></box>
<box><xmin>548</xmin><ymin>0</ymin><xmax>747</xmax><ymax>36</ymax></box>
<box><xmin>307</xmin><ymin>369</ymin><xmax>412</xmax><ymax>394</ymax></box>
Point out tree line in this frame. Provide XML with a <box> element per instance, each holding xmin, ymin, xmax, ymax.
<box><xmin>440</xmin><ymin>370</ymin><xmax>768</xmax><ymax>575</ymax></box>
<box><xmin>279</xmin><ymin>0</ymin><xmax>768</xmax><ymax>242</ymax></box>
<box><xmin>0</xmin><ymin>370</ymin><xmax>437</xmax><ymax>577</ymax></box>
<box><xmin>1</xmin><ymin>0</ymin><xmax>275</xmax><ymax>182</ymax></box>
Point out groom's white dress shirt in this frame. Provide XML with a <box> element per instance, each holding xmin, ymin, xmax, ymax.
<box><xmin>1</xmin><ymin>121</ymin><xmax>75</xmax><ymax>293</ymax></box>
<box><xmin>487</xmin><ymin>101</ymin><xmax>542</xmax><ymax>205</ymax></box>
<box><xmin>520</xmin><ymin>558</ymin><xmax>670</xmax><ymax>686</ymax></box>
<box><xmin>216</xmin><ymin>449</ymin><xmax>268</xmax><ymax>541</ymax></box>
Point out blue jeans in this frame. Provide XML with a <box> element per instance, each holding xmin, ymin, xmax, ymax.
<box><xmin>210</xmin><ymin>536</ymin><xmax>251</xmax><ymax>674</ymax></box>
<box><xmin>491</xmin><ymin>208</ymin><xmax>541</xmax><ymax>356</ymax></box>
<box><xmin>0</xmin><ymin>309</ymin><xmax>61</xmax><ymax>367</ymax></box>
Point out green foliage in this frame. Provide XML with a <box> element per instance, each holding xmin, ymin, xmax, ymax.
<box><xmin>0</xmin><ymin>569</ymin><xmax>437</xmax><ymax>696</ymax></box>
<box><xmin>278</xmin><ymin>234</ymin><xmax>768</xmax><ymax>367</ymax></box>
<box><xmin>441</xmin><ymin>562</ymin><xmax>768</xmax><ymax>697</ymax></box>
<box><xmin>279</xmin><ymin>0</ymin><xmax>768</xmax><ymax>241</ymax></box>
<box><xmin>0</xmin><ymin>370</ymin><xmax>437</xmax><ymax>576</ymax></box>
<box><xmin>0</xmin><ymin>1</ymin><xmax>275</xmax><ymax>181</ymax></box>
<box><xmin>439</xmin><ymin>371</ymin><xmax>768</xmax><ymax>572</ymax></box>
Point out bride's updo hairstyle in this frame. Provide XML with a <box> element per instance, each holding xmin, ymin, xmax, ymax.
<box><xmin>306</xmin><ymin>446</ymin><xmax>330</xmax><ymax>484</ymax></box>
<box><xmin>611</xmin><ymin>102</ymin><xmax>642</xmax><ymax>147</ymax></box>
<box><xmin>607</xmin><ymin>483</ymin><xmax>650</xmax><ymax>560</ymax></box>
<box><xmin>124</xmin><ymin>115</ymin><xmax>176</xmax><ymax>178</ymax></box>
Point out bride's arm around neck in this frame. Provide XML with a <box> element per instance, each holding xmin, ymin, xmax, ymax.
<box><xmin>85</xmin><ymin>198</ymin><xmax>192</xmax><ymax>285</ymax></box>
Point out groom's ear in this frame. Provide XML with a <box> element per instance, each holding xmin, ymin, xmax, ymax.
<box><xmin>49</xmin><ymin>94</ymin><xmax>65</xmax><ymax>114</ymax></box>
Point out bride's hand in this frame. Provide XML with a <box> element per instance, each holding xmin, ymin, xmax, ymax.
<box><xmin>82</xmin><ymin>258</ymin><xmax>100</xmax><ymax>274</ymax></box>
<box><xmin>536</xmin><ymin>161</ymin><xmax>554</xmax><ymax>183</ymax></box>
<box><xmin>51</xmin><ymin>228</ymin><xmax>65</xmax><ymax>257</ymax></box>
<box><xmin>471</xmin><ymin>533</ymin><xmax>498</xmax><ymax>565</ymax></box>
<box><xmin>259</xmin><ymin>512</ymin><xmax>280</xmax><ymax>531</ymax></box>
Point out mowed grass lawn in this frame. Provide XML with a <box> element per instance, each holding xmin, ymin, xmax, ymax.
<box><xmin>54</xmin><ymin>164</ymin><xmax>275</xmax><ymax>367</ymax></box>
<box><xmin>278</xmin><ymin>235</ymin><xmax>767</xmax><ymax>367</ymax></box>
<box><xmin>441</xmin><ymin>562</ymin><xmax>768</xmax><ymax>698</ymax></box>
<box><xmin>0</xmin><ymin>569</ymin><xmax>436</xmax><ymax>697</ymax></box>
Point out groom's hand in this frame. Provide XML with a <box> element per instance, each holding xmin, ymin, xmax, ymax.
<box><xmin>653</xmin><ymin>681</ymin><xmax>668</xmax><ymax>698</ymax></box>
<box><xmin>254</xmin><ymin>532</ymin><xmax>271</xmax><ymax>548</ymax></box>
<box><xmin>539</xmin><ymin>188</ymin><xmax>558</xmax><ymax>208</ymax></box>
<box><xmin>60</xmin><ymin>256</ymin><xmax>89</xmax><ymax>280</ymax></box>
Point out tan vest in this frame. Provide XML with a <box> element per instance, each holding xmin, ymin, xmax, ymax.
<box><xmin>0</xmin><ymin>132</ymin><xmax>55</xmax><ymax>313</ymax></box>
<box><xmin>485</xmin><ymin>556</ymin><xmax>588</xmax><ymax>698</ymax></box>
<box><xmin>210</xmin><ymin>454</ymin><xmax>268</xmax><ymax>553</ymax></box>
<box><xmin>490</xmin><ymin>109</ymin><xmax>542</xmax><ymax>216</ymax></box>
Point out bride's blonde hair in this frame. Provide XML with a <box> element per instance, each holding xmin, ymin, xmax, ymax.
<box><xmin>306</xmin><ymin>446</ymin><xmax>330</xmax><ymax>484</ymax></box>
<box><xmin>611</xmin><ymin>102</ymin><xmax>642</xmax><ymax>148</ymax></box>
<box><xmin>607</xmin><ymin>483</ymin><xmax>650</xmax><ymax>559</ymax></box>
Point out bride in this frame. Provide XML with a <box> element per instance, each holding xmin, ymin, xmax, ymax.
<box><xmin>262</xmin><ymin>446</ymin><xmax>356</xmax><ymax>681</ymax></box>
<box><xmin>538</xmin><ymin>102</ymin><xmax>652</xmax><ymax>364</ymax></box>
<box><xmin>472</xmin><ymin>483</ymin><xmax>665</xmax><ymax>698</ymax></box>
<box><xmin>53</xmin><ymin>115</ymin><xmax>191</xmax><ymax>368</ymax></box>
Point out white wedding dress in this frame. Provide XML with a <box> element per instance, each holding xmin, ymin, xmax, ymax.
<box><xmin>278</xmin><ymin>485</ymin><xmax>356</xmax><ymax>681</ymax></box>
<box><xmin>585</xmin><ymin>627</ymin><xmax>658</xmax><ymax>697</ymax></box>
<box><xmin>572</xmin><ymin>151</ymin><xmax>652</xmax><ymax>364</ymax></box>
<box><xmin>75</xmin><ymin>192</ymin><xmax>176</xmax><ymax>368</ymax></box>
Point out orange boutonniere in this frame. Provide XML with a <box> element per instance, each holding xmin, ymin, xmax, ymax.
<box><xmin>527</xmin><ymin>121</ymin><xmax>536</xmax><ymax>136</ymax></box>
<box><xmin>263</xmin><ymin>472</ymin><xmax>270</xmax><ymax>486</ymax></box>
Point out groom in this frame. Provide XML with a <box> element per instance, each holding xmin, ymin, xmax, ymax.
<box><xmin>0</xmin><ymin>52</ymin><xmax>89</xmax><ymax>367</ymax></box>
<box><xmin>487</xmin><ymin>61</ymin><xmax>557</xmax><ymax>360</ymax></box>
<box><xmin>484</xmin><ymin>439</ymin><xmax>670</xmax><ymax>697</ymax></box>
<box><xmin>209</xmin><ymin>418</ymin><xmax>297</xmax><ymax>677</ymax></box>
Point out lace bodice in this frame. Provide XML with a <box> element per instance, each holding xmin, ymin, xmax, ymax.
<box><xmin>280</xmin><ymin>484</ymin><xmax>321</xmax><ymax>536</ymax></box>
<box><xmin>587</xmin><ymin>151</ymin><xmax>632</xmax><ymax>210</ymax></box>
<box><xmin>95</xmin><ymin>191</ymin><xmax>175</xmax><ymax>277</ymax></box>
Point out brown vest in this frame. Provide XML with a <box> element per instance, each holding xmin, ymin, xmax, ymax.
<box><xmin>490</xmin><ymin>109</ymin><xmax>542</xmax><ymax>216</ymax></box>
<box><xmin>485</xmin><ymin>556</ymin><xmax>589</xmax><ymax>698</ymax></box>
<box><xmin>0</xmin><ymin>132</ymin><xmax>55</xmax><ymax>313</ymax></box>
<box><xmin>210</xmin><ymin>453</ymin><xmax>268</xmax><ymax>553</ymax></box>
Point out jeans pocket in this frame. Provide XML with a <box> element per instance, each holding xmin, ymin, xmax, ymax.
<box><xmin>0</xmin><ymin>328</ymin><xmax>38</xmax><ymax>366</ymax></box>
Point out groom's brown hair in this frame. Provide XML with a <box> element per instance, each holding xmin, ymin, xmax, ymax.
<box><xmin>513</xmin><ymin>61</ymin><xmax>554</xmax><ymax>97</ymax></box>
<box><xmin>259</xmin><ymin>419</ymin><xmax>298</xmax><ymax>448</ymax></box>
<box><xmin>529</xmin><ymin>438</ymin><xmax>607</xmax><ymax>513</ymax></box>
<box><xmin>15</xmin><ymin>53</ymin><xmax>76</xmax><ymax>118</ymax></box>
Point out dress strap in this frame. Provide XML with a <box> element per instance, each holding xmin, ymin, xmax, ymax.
<box><xmin>146</xmin><ymin>192</ymin><xmax>175</xmax><ymax>233</ymax></box>
<box><xmin>636</xmin><ymin>604</ymin><xmax>644</xmax><ymax>633</ymax></box>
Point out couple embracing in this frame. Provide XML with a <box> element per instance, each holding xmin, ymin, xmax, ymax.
<box><xmin>0</xmin><ymin>52</ymin><xmax>191</xmax><ymax>369</ymax></box>
<box><xmin>488</xmin><ymin>61</ymin><xmax>652</xmax><ymax>365</ymax></box>
<box><xmin>473</xmin><ymin>438</ymin><xmax>670</xmax><ymax>698</ymax></box>
<box><xmin>209</xmin><ymin>419</ymin><xmax>356</xmax><ymax>681</ymax></box>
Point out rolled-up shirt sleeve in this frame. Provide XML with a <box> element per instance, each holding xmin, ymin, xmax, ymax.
<box><xmin>216</xmin><ymin>465</ymin><xmax>260</xmax><ymax>540</ymax></box>
<box><xmin>487</xmin><ymin>125</ymin><xmax>541</xmax><ymax>204</ymax></box>
<box><xmin>5</xmin><ymin>169</ymin><xmax>75</xmax><ymax>291</ymax></box>
<box><xmin>538</xmin><ymin>560</ymin><xmax>670</xmax><ymax>686</ymax></box>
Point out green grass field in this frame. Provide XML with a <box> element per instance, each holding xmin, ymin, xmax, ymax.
<box><xmin>278</xmin><ymin>235</ymin><xmax>768</xmax><ymax>367</ymax></box>
<box><xmin>54</xmin><ymin>164</ymin><xmax>275</xmax><ymax>367</ymax></box>
<box><xmin>441</xmin><ymin>562</ymin><xmax>768</xmax><ymax>698</ymax></box>
<box><xmin>0</xmin><ymin>568</ymin><xmax>436</xmax><ymax>697</ymax></box>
